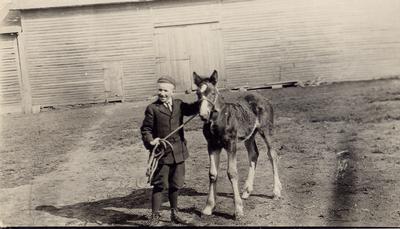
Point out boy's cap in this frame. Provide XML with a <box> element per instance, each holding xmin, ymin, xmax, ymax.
<box><xmin>157</xmin><ymin>76</ymin><xmax>176</xmax><ymax>87</ymax></box>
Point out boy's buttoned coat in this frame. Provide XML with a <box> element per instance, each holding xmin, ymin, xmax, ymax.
<box><xmin>141</xmin><ymin>99</ymin><xmax>198</xmax><ymax>164</ymax></box>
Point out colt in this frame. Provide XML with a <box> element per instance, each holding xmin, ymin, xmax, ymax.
<box><xmin>193</xmin><ymin>70</ymin><xmax>282</xmax><ymax>219</ymax></box>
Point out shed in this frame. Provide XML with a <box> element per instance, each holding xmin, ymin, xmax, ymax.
<box><xmin>0</xmin><ymin>2</ymin><xmax>28</xmax><ymax>114</ymax></box>
<box><xmin>3</xmin><ymin>0</ymin><xmax>400</xmax><ymax>113</ymax></box>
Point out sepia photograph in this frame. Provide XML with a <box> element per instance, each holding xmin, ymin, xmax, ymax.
<box><xmin>0</xmin><ymin>0</ymin><xmax>399</xmax><ymax>227</ymax></box>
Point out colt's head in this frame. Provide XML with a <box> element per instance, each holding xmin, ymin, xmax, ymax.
<box><xmin>193</xmin><ymin>70</ymin><xmax>219</xmax><ymax>122</ymax></box>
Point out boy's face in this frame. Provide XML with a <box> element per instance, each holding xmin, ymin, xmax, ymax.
<box><xmin>157</xmin><ymin>83</ymin><xmax>174</xmax><ymax>103</ymax></box>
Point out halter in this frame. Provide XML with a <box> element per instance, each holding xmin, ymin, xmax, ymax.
<box><xmin>199</xmin><ymin>87</ymin><xmax>219</xmax><ymax>110</ymax></box>
<box><xmin>200</xmin><ymin>95</ymin><xmax>217</xmax><ymax>108</ymax></box>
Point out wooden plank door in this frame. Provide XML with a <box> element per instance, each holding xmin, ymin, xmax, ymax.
<box><xmin>103</xmin><ymin>61</ymin><xmax>124</xmax><ymax>102</ymax></box>
<box><xmin>155</xmin><ymin>26</ymin><xmax>191</xmax><ymax>92</ymax></box>
<box><xmin>154</xmin><ymin>22</ymin><xmax>224</xmax><ymax>92</ymax></box>
<box><xmin>185</xmin><ymin>23</ymin><xmax>225</xmax><ymax>89</ymax></box>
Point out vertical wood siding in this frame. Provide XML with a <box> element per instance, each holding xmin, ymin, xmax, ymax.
<box><xmin>0</xmin><ymin>34</ymin><xmax>22</xmax><ymax>111</ymax></box>
<box><xmin>221</xmin><ymin>0</ymin><xmax>400</xmax><ymax>87</ymax></box>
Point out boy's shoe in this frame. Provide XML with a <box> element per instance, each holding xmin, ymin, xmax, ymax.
<box><xmin>146</xmin><ymin>212</ymin><xmax>162</xmax><ymax>227</ymax></box>
<box><xmin>171</xmin><ymin>209</ymin><xmax>193</xmax><ymax>225</ymax></box>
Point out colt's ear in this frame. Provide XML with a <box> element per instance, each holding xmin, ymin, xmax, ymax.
<box><xmin>193</xmin><ymin>72</ymin><xmax>202</xmax><ymax>86</ymax></box>
<box><xmin>210</xmin><ymin>70</ymin><xmax>218</xmax><ymax>85</ymax></box>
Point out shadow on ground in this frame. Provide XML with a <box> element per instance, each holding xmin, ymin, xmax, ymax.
<box><xmin>35</xmin><ymin>187</ymin><xmax>207</xmax><ymax>225</ymax></box>
<box><xmin>35</xmin><ymin>187</ymin><xmax>275</xmax><ymax>225</ymax></box>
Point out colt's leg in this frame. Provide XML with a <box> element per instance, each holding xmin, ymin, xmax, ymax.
<box><xmin>226</xmin><ymin>142</ymin><xmax>244</xmax><ymax>219</ymax></box>
<box><xmin>260</xmin><ymin>131</ymin><xmax>282</xmax><ymax>198</ymax></box>
<box><xmin>202</xmin><ymin>146</ymin><xmax>221</xmax><ymax>216</ymax></box>
<box><xmin>243</xmin><ymin>136</ymin><xmax>259</xmax><ymax>199</ymax></box>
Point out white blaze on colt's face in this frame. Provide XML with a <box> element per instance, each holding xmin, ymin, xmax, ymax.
<box><xmin>199</xmin><ymin>84</ymin><xmax>211</xmax><ymax>121</ymax></box>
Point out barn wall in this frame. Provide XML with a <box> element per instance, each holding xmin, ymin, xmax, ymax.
<box><xmin>21</xmin><ymin>3</ymin><xmax>155</xmax><ymax>106</ymax></box>
<box><xmin>0</xmin><ymin>33</ymin><xmax>22</xmax><ymax>113</ymax></box>
<box><xmin>18</xmin><ymin>0</ymin><xmax>400</xmax><ymax>108</ymax></box>
<box><xmin>221</xmin><ymin>0</ymin><xmax>400</xmax><ymax>87</ymax></box>
<box><xmin>151</xmin><ymin>0</ymin><xmax>219</xmax><ymax>27</ymax></box>
<box><xmin>20</xmin><ymin>0</ymin><xmax>221</xmax><ymax>107</ymax></box>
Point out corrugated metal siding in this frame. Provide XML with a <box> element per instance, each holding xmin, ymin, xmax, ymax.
<box><xmin>0</xmin><ymin>34</ymin><xmax>22</xmax><ymax>109</ymax></box>
<box><xmin>221</xmin><ymin>0</ymin><xmax>400</xmax><ymax>87</ymax></box>
<box><xmin>21</xmin><ymin>3</ymin><xmax>155</xmax><ymax>106</ymax></box>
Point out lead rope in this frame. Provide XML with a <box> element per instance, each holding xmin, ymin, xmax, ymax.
<box><xmin>144</xmin><ymin>114</ymin><xmax>198</xmax><ymax>185</ymax></box>
<box><xmin>145</xmin><ymin>139</ymin><xmax>173</xmax><ymax>183</ymax></box>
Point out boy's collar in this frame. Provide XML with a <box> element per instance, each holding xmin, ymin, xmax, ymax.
<box><xmin>165</xmin><ymin>97</ymin><xmax>173</xmax><ymax>104</ymax></box>
<box><xmin>157</xmin><ymin>97</ymin><xmax>173</xmax><ymax>104</ymax></box>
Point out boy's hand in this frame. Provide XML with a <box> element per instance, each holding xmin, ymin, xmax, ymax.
<box><xmin>150</xmin><ymin>137</ymin><xmax>160</xmax><ymax>146</ymax></box>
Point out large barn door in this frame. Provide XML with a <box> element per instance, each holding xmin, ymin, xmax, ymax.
<box><xmin>155</xmin><ymin>26</ymin><xmax>191</xmax><ymax>92</ymax></box>
<box><xmin>154</xmin><ymin>22</ymin><xmax>224</xmax><ymax>92</ymax></box>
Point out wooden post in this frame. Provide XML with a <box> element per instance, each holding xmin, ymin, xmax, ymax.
<box><xmin>16</xmin><ymin>31</ymin><xmax>32</xmax><ymax>114</ymax></box>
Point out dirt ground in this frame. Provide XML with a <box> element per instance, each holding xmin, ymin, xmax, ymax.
<box><xmin>1</xmin><ymin>78</ymin><xmax>399</xmax><ymax>226</ymax></box>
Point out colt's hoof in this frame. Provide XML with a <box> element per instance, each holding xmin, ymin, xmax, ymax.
<box><xmin>201</xmin><ymin>207</ymin><xmax>213</xmax><ymax>216</ymax></box>
<box><xmin>242</xmin><ymin>184</ymin><xmax>252</xmax><ymax>199</ymax></box>
<box><xmin>234</xmin><ymin>208</ymin><xmax>244</xmax><ymax>221</ymax></box>
<box><xmin>234</xmin><ymin>213</ymin><xmax>244</xmax><ymax>221</ymax></box>
<box><xmin>241</xmin><ymin>191</ymin><xmax>250</xmax><ymax>199</ymax></box>
<box><xmin>273</xmin><ymin>182</ymin><xmax>282</xmax><ymax>198</ymax></box>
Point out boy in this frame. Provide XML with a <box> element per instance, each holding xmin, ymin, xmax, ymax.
<box><xmin>140</xmin><ymin>76</ymin><xmax>198</xmax><ymax>226</ymax></box>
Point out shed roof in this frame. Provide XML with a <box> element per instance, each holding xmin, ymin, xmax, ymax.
<box><xmin>1</xmin><ymin>1</ymin><xmax>21</xmax><ymax>34</ymax></box>
<box><xmin>11</xmin><ymin>0</ymin><xmax>155</xmax><ymax>10</ymax></box>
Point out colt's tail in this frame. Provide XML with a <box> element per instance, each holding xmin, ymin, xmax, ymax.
<box><xmin>265</xmin><ymin>98</ymin><xmax>274</xmax><ymax>126</ymax></box>
<box><xmin>261</xmin><ymin>99</ymin><xmax>274</xmax><ymax>138</ymax></box>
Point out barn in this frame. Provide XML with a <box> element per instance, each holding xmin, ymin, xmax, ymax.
<box><xmin>1</xmin><ymin>0</ymin><xmax>400</xmax><ymax>114</ymax></box>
